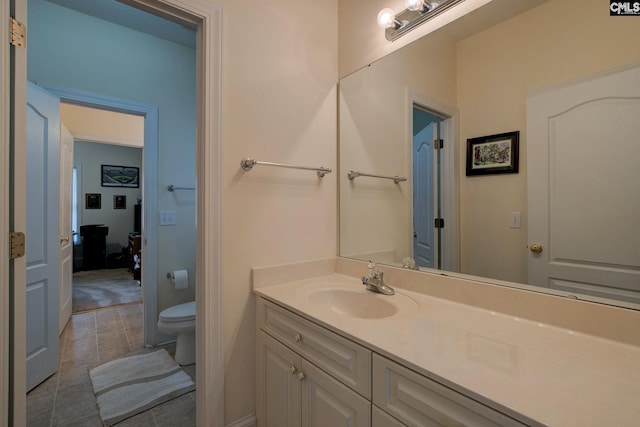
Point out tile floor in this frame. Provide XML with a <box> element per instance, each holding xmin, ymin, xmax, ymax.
<box><xmin>26</xmin><ymin>303</ymin><xmax>196</xmax><ymax>426</ymax></box>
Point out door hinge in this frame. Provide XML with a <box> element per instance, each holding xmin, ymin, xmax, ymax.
<box><xmin>10</xmin><ymin>232</ymin><xmax>26</xmax><ymax>259</ymax></box>
<box><xmin>434</xmin><ymin>218</ymin><xmax>444</xmax><ymax>228</ymax></box>
<box><xmin>10</xmin><ymin>18</ymin><xmax>26</xmax><ymax>48</ymax></box>
<box><xmin>434</xmin><ymin>139</ymin><xmax>443</xmax><ymax>150</ymax></box>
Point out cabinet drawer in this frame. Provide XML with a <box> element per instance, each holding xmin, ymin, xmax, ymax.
<box><xmin>372</xmin><ymin>354</ymin><xmax>528</xmax><ymax>427</ymax></box>
<box><xmin>258</xmin><ymin>298</ymin><xmax>371</xmax><ymax>398</ymax></box>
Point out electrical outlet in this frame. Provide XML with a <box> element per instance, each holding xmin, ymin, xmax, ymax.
<box><xmin>160</xmin><ymin>210</ymin><xmax>176</xmax><ymax>226</ymax></box>
<box><xmin>509</xmin><ymin>212</ymin><xmax>521</xmax><ymax>229</ymax></box>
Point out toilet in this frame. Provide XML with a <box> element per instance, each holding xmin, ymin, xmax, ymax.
<box><xmin>157</xmin><ymin>301</ymin><xmax>196</xmax><ymax>365</ymax></box>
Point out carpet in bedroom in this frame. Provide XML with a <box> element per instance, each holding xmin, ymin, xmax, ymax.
<box><xmin>73</xmin><ymin>268</ymin><xmax>142</xmax><ymax>313</ymax></box>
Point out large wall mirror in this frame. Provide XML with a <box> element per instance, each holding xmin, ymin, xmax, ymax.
<box><xmin>339</xmin><ymin>0</ymin><xmax>640</xmax><ymax>310</ymax></box>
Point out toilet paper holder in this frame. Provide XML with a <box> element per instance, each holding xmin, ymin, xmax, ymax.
<box><xmin>167</xmin><ymin>270</ymin><xmax>189</xmax><ymax>290</ymax></box>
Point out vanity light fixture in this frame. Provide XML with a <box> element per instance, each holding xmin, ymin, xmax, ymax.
<box><xmin>378</xmin><ymin>0</ymin><xmax>463</xmax><ymax>41</ymax></box>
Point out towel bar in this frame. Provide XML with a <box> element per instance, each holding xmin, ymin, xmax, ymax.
<box><xmin>240</xmin><ymin>158</ymin><xmax>332</xmax><ymax>178</ymax></box>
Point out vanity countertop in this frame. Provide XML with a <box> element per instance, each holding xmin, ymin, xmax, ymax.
<box><xmin>254</xmin><ymin>273</ymin><xmax>640</xmax><ymax>427</ymax></box>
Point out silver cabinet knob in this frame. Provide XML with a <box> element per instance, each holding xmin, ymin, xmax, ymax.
<box><xmin>294</xmin><ymin>334</ymin><xmax>302</xmax><ymax>342</ymax></box>
<box><xmin>297</xmin><ymin>372</ymin><xmax>305</xmax><ymax>381</ymax></box>
<box><xmin>289</xmin><ymin>366</ymin><xmax>297</xmax><ymax>375</ymax></box>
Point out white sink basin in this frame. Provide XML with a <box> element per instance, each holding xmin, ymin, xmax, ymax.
<box><xmin>307</xmin><ymin>288</ymin><xmax>399</xmax><ymax>319</ymax></box>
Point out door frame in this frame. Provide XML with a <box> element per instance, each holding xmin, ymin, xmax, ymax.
<box><xmin>407</xmin><ymin>90</ymin><xmax>459</xmax><ymax>273</ymax></box>
<box><xmin>40</xmin><ymin>84</ymin><xmax>161</xmax><ymax>347</ymax></box>
<box><xmin>0</xmin><ymin>0</ymin><xmax>12</xmax><ymax>421</ymax></box>
<box><xmin>2</xmin><ymin>1</ymin><xmax>224</xmax><ymax>426</ymax></box>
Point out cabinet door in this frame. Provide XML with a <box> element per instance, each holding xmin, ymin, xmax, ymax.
<box><xmin>257</xmin><ymin>331</ymin><xmax>302</xmax><ymax>427</ymax></box>
<box><xmin>301</xmin><ymin>360</ymin><xmax>370</xmax><ymax>427</ymax></box>
<box><xmin>372</xmin><ymin>405</ymin><xmax>405</xmax><ymax>427</ymax></box>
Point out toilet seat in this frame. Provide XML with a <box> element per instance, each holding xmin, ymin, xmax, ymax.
<box><xmin>159</xmin><ymin>301</ymin><xmax>195</xmax><ymax>322</ymax></box>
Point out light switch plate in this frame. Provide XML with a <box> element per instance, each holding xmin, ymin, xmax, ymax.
<box><xmin>509</xmin><ymin>211</ymin><xmax>521</xmax><ymax>229</ymax></box>
<box><xmin>160</xmin><ymin>210</ymin><xmax>176</xmax><ymax>226</ymax></box>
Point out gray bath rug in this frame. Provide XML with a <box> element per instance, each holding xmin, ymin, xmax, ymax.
<box><xmin>89</xmin><ymin>349</ymin><xmax>195</xmax><ymax>426</ymax></box>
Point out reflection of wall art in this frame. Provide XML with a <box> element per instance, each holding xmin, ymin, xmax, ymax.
<box><xmin>101</xmin><ymin>165</ymin><xmax>139</xmax><ymax>188</ymax></box>
<box><xmin>86</xmin><ymin>193</ymin><xmax>101</xmax><ymax>209</ymax></box>
<box><xmin>466</xmin><ymin>131</ymin><xmax>519</xmax><ymax>176</ymax></box>
<box><xmin>114</xmin><ymin>195</ymin><xmax>126</xmax><ymax>209</ymax></box>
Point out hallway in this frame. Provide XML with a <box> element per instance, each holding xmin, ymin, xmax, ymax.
<box><xmin>26</xmin><ymin>304</ymin><xmax>196</xmax><ymax>426</ymax></box>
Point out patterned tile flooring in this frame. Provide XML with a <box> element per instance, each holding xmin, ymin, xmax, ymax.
<box><xmin>26</xmin><ymin>303</ymin><xmax>196</xmax><ymax>426</ymax></box>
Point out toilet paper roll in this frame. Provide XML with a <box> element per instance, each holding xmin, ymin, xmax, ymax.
<box><xmin>171</xmin><ymin>269</ymin><xmax>189</xmax><ymax>290</ymax></box>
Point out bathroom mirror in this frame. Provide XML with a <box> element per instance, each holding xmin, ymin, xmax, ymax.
<box><xmin>339</xmin><ymin>0</ymin><xmax>640</xmax><ymax>309</ymax></box>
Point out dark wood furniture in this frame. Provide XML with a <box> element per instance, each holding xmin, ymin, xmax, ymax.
<box><xmin>128</xmin><ymin>233</ymin><xmax>141</xmax><ymax>280</ymax></box>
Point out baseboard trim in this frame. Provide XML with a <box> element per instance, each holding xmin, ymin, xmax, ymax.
<box><xmin>226</xmin><ymin>413</ymin><xmax>256</xmax><ymax>427</ymax></box>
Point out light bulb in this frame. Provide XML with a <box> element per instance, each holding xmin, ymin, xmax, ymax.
<box><xmin>405</xmin><ymin>0</ymin><xmax>425</xmax><ymax>11</ymax></box>
<box><xmin>377</xmin><ymin>8</ymin><xmax>397</xmax><ymax>28</ymax></box>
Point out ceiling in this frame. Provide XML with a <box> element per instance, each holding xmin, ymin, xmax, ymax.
<box><xmin>46</xmin><ymin>0</ymin><xmax>196</xmax><ymax>48</ymax></box>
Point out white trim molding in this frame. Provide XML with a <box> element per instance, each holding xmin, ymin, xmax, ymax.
<box><xmin>407</xmin><ymin>89</ymin><xmax>460</xmax><ymax>273</ymax></box>
<box><xmin>130</xmin><ymin>1</ymin><xmax>225</xmax><ymax>426</ymax></box>
<box><xmin>38</xmin><ymin>84</ymin><xmax>161</xmax><ymax>348</ymax></box>
<box><xmin>7</xmin><ymin>1</ymin><xmax>224</xmax><ymax>426</ymax></box>
<box><xmin>0</xmin><ymin>0</ymin><xmax>11</xmax><ymax>423</ymax></box>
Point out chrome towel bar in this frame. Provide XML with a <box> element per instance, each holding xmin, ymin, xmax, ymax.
<box><xmin>240</xmin><ymin>158</ymin><xmax>332</xmax><ymax>178</ymax></box>
<box><xmin>347</xmin><ymin>170</ymin><xmax>407</xmax><ymax>184</ymax></box>
<box><xmin>167</xmin><ymin>185</ymin><xmax>195</xmax><ymax>192</ymax></box>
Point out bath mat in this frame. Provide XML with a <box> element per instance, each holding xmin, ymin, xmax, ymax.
<box><xmin>89</xmin><ymin>349</ymin><xmax>195</xmax><ymax>426</ymax></box>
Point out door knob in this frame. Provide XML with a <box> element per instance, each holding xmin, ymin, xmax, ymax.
<box><xmin>59</xmin><ymin>235</ymin><xmax>70</xmax><ymax>243</ymax></box>
<box><xmin>529</xmin><ymin>243</ymin><xmax>543</xmax><ymax>254</ymax></box>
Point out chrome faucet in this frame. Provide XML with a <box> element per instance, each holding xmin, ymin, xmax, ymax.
<box><xmin>361</xmin><ymin>262</ymin><xmax>395</xmax><ymax>295</ymax></box>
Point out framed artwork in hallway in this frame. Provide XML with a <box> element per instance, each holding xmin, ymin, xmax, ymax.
<box><xmin>86</xmin><ymin>193</ymin><xmax>102</xmax><ymax>209</ymax></box>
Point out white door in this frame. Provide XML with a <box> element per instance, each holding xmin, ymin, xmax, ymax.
<box><xmin>59</xmin><ymin>125</ymin><xmax>73</xmax><ymax>333</ymax></box>
<box><xmin>527</xmin><ymin>63</ymin><xmax>640</xmax><ymax>304</ymax></box>
<box><xmin>413</xmin><ymin>122</ymin><xmax>436</xmax><ymax>269</ymax></box>
<box><xmin>26</xmin><ymin>82</ymin><xmax>60</xmax><ymax>391</ymax></box>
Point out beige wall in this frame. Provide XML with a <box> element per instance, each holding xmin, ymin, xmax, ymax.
<box><xmin>223</xmin><ymin>0</ymin><xmax>640</xmax><ymax>421</ymax></box>
<box><xmin>218</xmin><ymin>0</ymin><xmax>338</xmax><ymax>422</ymax></box>
<box><xmin>338</xmin><ymin>0</ymin><xmax>493</xmax><ymax>77</ymax></box>
<box><xmin>339</xmin><ymin>31</ymin><xmax>457</xmax><ymax>262</ymax></box>
<box><xmin>457</xmin><ymin>0</ymin><xmax>640</xmax><ymax>282</ymax></box>
<box><xmin>60</xmin><ymin>104</ymin><xmax>144</xmax><ymax>147</ymax></box>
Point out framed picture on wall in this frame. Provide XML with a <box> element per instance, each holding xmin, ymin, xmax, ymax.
<box><xmin>101</xmin><ymin>165</ymin><xmax>140</xmax><ymax>188</ymax></box>
<box><xmin>114</xmin><ymin>195</ymin><xmax>127</xmax><ymax>209</ymax></box>
<box><xmin>466</xmin><ymin>131</ymin><xmax>519</xmax><ymax>176</ymax></box>
<box><xmin>86</xmin><ymin>193</ymin><xmax>101</xmax><ymax>209</ymax></box>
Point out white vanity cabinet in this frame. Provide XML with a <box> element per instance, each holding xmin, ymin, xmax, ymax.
<box><xmin>256</xmin><ymin>296</ymin><xmax>530</xmax><ymax>427</ymax></box>
<box><xmin>257</xmin><ymin>298</ymin><xmax>371</xmax><ymax>427</ymax></box>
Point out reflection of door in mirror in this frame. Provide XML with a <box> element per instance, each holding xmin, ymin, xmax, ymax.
<box><xmin>527</xmin><ymin>64</ymin><xmax>640</xmax><ymax>305</ymax></box>
<box><xmin>412</xmin><ymin>106</ymin><xmax>444</xmax><ymax>269</ymax></box>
